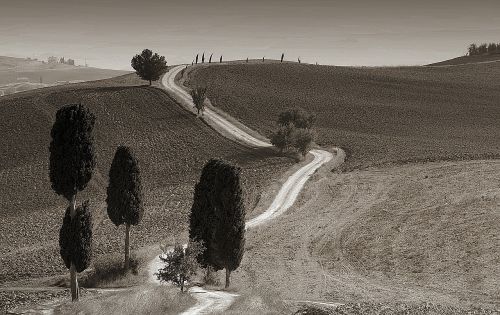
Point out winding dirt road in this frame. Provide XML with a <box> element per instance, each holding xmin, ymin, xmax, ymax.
<box><xmin>157</xmin><ymin>65</ymin><xmax>342</xmax><ymax>315</ymax></box>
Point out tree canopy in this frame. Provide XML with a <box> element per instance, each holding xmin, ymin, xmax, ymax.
<box><xmin>49</xmin><ymin>104</ymin><xmax>96</xmax><ymax>201</ymax></box>
<box><xmin>131</xmin><ymin>49</ymin><xmax>168</xmax><ymax>85</ymax></box>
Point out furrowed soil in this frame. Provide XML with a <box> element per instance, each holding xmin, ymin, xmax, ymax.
<box><xmin>186</xmin><ymin>62</ymin><xmax>500</xmax><ymax>170</ymax></box>
<box><xmin>0</xmin><ymin>74</ymin><xmax>293</xmax><ymax>289</ymax></box>
<box><xmin>231</xmin><ymin>159</ymin><xmax>499</xmax><ymax>313</ymax></box>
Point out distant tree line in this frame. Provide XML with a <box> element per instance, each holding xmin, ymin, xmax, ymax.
<box><xmin>468</xmin><ymin>42</ymin><xmax>500</xmax><ymax>56</ymax></box>
<box><xmin>47</xmin><ymin>56</ymin><xmax>75</xmax><ymax>65</ymax></box>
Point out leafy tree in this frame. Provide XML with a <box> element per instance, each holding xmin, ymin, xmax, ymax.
<box><xmin>190</xmin><ymin>86</ymin><xmax>207</xmax><ymax>117</ymax></box>
<box><xmin>211</xmin><ymin>161</ymin><xmax>246</xmax><ymax>288</ymax></box>
<box><xmin>106</xmin><ymin>146</ymin><xmax>144</xmax><ymax>269</ymax></box>
<box><xmin>59</xmin><ymin>201</ymin><xmax>93</xmax><ymax>300</ymax></box>
<box><xmin>292</xmin><ymin>128</ymin><xmax>316</xmax><ymax>157</ymax></box>
<box><xmin>156</xmin><ymin>241</ymin><xmax>204</xmax><ymax>292</ymax></box>
<box><xmin>49</xmin><ymin>104</ymin><xmax>96</xmax><ymax>301</ymax></box>
<box><xmin>270</xmin><ymin>124</ymin><xmax>295</xmax><ymax>154</ymax></box>
<box><xmin>278</xmin><ymin>108</ymin><xmax>316</xmax><ymax>129</ymax></box>
<box><xmin>131</xmin><ymin>49</ymin><xmax>168</xmax><ymax>85</ymax></box>
<box><xmin>189</xmin><ymin>159</ymin><xmax>220</xmax><ymax>278</ymax></box>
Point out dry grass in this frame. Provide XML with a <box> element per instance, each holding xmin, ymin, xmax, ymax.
<box><xmin>54</xmin><ymin>286</ymin><xmax>194</xmax><ymax>315</ymax></box>
<box><xmin>186</xmin><ymin>62</ymin><xmax>500</xmax><ymax>170</ymax></box>
<box><xmin>0</xmin><ymin>73</ymin><xmax>293</xmax><ymax>285</ymax></box>
<box><xmin>229</xmin><ymin>159</ymin><xmax>500</xmax><ymax>311</ymax></box>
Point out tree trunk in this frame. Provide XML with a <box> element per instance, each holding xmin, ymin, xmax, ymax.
<box><xmin>149</xmin><ymin>80</ymin><xmax>152</xmax><ymax>86</ymax></box>
<box><xmin>69</xmin><ymin>194</ymin><xmax>79</xmax><ymax>301</ymax></box>
<box><xmin>225</xmin><ymin>269</ymin><xmax>231</xmax><ymax>288</ymax></box>
<box><xmin>70</xmin><ymin>262</ymin><xmax>79</xmax><ymax>301</ymax></box>
<box><xmin>124</xmin><ymin>223</ymin><xmax>130</xmax><ymax>269</ymax></box>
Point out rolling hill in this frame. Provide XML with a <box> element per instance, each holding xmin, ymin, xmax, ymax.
<box><xmin>0</xmin><ymin>56</ymin><xmax>130</xmax><ymax>96</ymax></box>
<box><xmin>428</xmin><ymin>53</ymin><xmax>500</xmax><ymax>66</ymax></box>
<box><xmin>0</xmin><ymin>73</ymin><xmax>292</xmax><ymax>287</ymax></box>
<box><xmin>185</xmin><ymin>62</ymin><xmax>500</xmax><ymax>170</ymax></box>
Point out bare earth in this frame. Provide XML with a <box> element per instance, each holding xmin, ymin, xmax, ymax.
<box><xmin>231</xmin><ymin>159</ymin><xmax>500</xmax><ymax>312</ymax></box>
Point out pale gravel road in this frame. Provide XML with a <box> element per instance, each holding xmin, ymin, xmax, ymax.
<box><xmin>156</xmin><ymin>65</ymin><xmax>343</xmax><ymax>315</ymax></box>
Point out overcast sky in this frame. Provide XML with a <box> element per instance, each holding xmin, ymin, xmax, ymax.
<box><xmin>2</xmin><ymin>0</ymin><xmax>500</xmax><ymax>69</ymax></box>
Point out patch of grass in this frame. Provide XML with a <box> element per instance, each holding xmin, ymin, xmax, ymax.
<box><xmin>54</xmin><ymin>286</ymin><xmax>194</xmax><ymax>315</ymax></box>
<box><xmin>79</xmin><ymin>253</ymin><xmax>146</xmax><ymax>288</ymax></box>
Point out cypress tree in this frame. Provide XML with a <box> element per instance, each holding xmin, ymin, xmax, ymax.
<box><xmin>49</xmin><ymin>104</ymin><xmax>96</xmax><ymax>301</ymax></box>
<box><xmin>209</xmin><ymin>53</ymin><xmax>213</xmax><ymax>63</ymax></box>
<box><xmin>196</xmin><ymin>54</ymin><xmax>199</xmax><ymax>64</ymax></box>
<box><xmin>211</xmin><ymin>161</ymin><xmax>245</xmax><ymax>288</ymax></box>
<box><xmin>106</xmin><ymin>146</ymin><xmax>144</xmax><ymax>269</ymax></box>
<box><xmin>281</xmin><ymin>53</ymin><xmax>284</xmax><ymax>62</ymax></box>
<box><xmin>202</xmin><ymin>52</ymin><xmax>205</xmax><ymax>63</ymax></box>
<box><xmin>220</xmin><ymin>55</ymin><xmax>222</xmax><ymax>63</ymax></box>
<box><xmin>189</xmin><ymin>160</ymin><xmax>221</xmax><ymax>275</ymax></box>
<box><xmin>59</xmin><ymin>201</ymin><xmax>93</xmax><ymax>285</ymax></box>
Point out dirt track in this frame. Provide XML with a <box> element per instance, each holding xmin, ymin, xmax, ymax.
<box><xmin>157</xmin><ymin>65</ymin><xmax>343</xmax><ymax>315</ymax></box>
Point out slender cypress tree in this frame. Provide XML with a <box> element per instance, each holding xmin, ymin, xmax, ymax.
<box><xmin>211</xmin><ymin>161</ymin><xmax>245</xmax><ymax>288</ymax></box>
<box><xmin>220</xmin><ymin>55</ymin><xmax>222</xmax><ymax>63</ymax></box>
<box><xmin>209</xmin><ymin>53</ymin><xmax>213</xmax><ymax>63</ymax></box>
<box><xmin>196</xmin><ymin>54</ymin><xmax>199</xmax><ymax>64</ymax></box>
<box><xmin>281</xmin><ymin>53</ymin><xmax>284</xmax><ymax>62</ymax></box>
<box><xmin>49</xmin><ymin>104</ymin><xmax>96</xmax><ymax>301</ymax></box>
<box><xmin>202</xmin><ymin>52</ymin><xmax>205</xmax><ymax>63</ymax></box>
<box><xmin>106</xmin><ymin>146</ymin><xmax>144</xmax><ymax>269</ymax></box>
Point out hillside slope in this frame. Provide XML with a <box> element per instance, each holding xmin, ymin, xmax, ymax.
<box><xmin>186</xmin><ymin>62</ymin><xmax>500</xmax><ymax>170</ymax></box>
<box><xmin>0</xmin><ymin>74</ymin><xmax>292</xmax><ymax>284</ymax></box>
<box><xmin>428</xmin><ymin>54</ymin><xmax>500</xmax><ymax>66</ymax></box>
<box><xmin>0</xmin><ymin>56</ymin><xmax>130</xmax><ymax>96</ymax></box>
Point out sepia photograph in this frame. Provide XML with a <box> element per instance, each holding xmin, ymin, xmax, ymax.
<box><xmin>0</xmin><ymin>0</ymin><xmax>499</xmax><ymax>314</ymax></box>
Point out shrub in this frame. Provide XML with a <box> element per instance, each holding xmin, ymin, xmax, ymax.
<box><xmin>156</xmin><ymin>241</ymin><xmax>204</xmax><ymax>292</ymax></box>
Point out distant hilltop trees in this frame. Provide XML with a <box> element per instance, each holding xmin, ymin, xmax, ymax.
<box><xmin>47</xmin><ymin>56</ymin><xmax>76</xmax><ymax>65</ymax></box>
<box><xmin>468</xmin><ymin>42</ymin><xmax>500</xmax><ymax>56</ymax></box>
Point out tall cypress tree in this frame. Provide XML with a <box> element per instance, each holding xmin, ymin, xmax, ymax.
<box><xmin>106</xmin><ymin>146</ymin><xmax>144</xmax><ymax>269</ymax></box>
<box><xmin>212</xmin><ymin>161</ymin><xmax>246</xmax><ymax>288</ymax></box>
<box><xmin>189</xmin><ymin>159</ymin><xmax>221</xmax><ymax>274</ymax></box>
<box><xmin>49</xmin><ymin>104</ymin><xmax>96</xmax><ymax>301</ymax></box>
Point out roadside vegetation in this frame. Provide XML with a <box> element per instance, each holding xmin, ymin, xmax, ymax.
<box><xmin>271</xmin><ymin>108</ymin><xmax>316</xmax><ymax>158</ymax></box>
